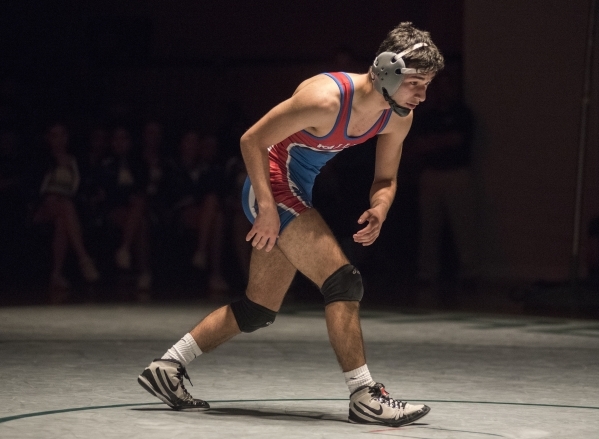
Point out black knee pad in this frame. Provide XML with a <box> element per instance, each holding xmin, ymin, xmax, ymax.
<box><xmin>321</xmin><ymin>264</ymin><xmax>364</xmax><ymax>305</ymax></box>
<box><xmin>230</xmin><ymin>295</ymin><xmax>277</xmax><ymax>333</ymax></box>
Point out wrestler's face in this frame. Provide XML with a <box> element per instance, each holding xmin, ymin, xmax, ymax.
<box><xmin>391</xmin><ymin>72</ymin><xmax>435</xmax><ymax>111</ymax></box>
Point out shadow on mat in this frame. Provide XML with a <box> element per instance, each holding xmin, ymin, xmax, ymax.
<box><xmin>205</xmin><ymin>407</ymin><xmax>348</xmax><ymax>423</ymax></box>
<box><xmin>132</xmin><ymin>406</ymin><xmax>346</xmax><ymax>423</ymax></box>
<box><xmin>132</xmin><ymin>406</ymin><xmax>430</xmax><ymax>428</ymax></box>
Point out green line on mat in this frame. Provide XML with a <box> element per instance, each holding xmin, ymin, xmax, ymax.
<box><xmin>1</xmin><ymin>398</ymin><xmax>598</xmax><ymax>424</ymax></box>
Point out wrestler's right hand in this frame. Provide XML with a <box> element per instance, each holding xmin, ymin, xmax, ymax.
<box><xmin>246</xmin><ymin>204</ymin><xmax>280</xmax><ymax>252</ymax></box>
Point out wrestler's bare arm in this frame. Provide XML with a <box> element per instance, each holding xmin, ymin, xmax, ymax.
<box><xmin>353</xmin><ymin>113</ymin><xmax>413</xmax><ymax>246</ymax></box>
<box><xmin>239</xmin><ymin>75</ymin><xmax>341</xmax><ymax>251</ymax></box>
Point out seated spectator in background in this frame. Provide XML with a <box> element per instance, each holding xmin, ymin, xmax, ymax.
<box><xmin>96</xmin><ymin>125</ymin><xmax>152</xmax><ymax>296</ymax></box>
<box><xmin>223</xmin><ymin>151</ymin><xmax>251</xmax><ymax>281</ymax></box>
<box><xmin>218</xmin><ymin>104</ymin><xmax>252</xmax><ymax>284</ymax></box>
<box><xmin>78</xmin><ymin>123</ymin><xmax>110</xmax><ymax>229</ymax></box>
<box><xmin>165</xmin><ymin>130</ymin><xmax>229</xmax><ymax>296</ymax></box>
<box><xmin>86</xmin><ymin>125</ymin><xmax>110</xmax><ymax>169</ymax></box>
<box><xmin>140</xmin><ymin>120</ymin><xmax>169</xmax><ymax>224</ymax></box>
<box><xmin>31</xmin><ymin>122</ymin><xmax>99</xmax><ymax>300</ymax></box>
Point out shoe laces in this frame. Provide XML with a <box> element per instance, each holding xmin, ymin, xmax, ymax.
<box><xmin>175</xmin><ymin>365</ymin><xmax>196</xmax><ymax>402</ymax></box>
<box><xmin>370</xmin><ymin>383</ymin><xmax>407</xmax><ymax>412</ymax></box>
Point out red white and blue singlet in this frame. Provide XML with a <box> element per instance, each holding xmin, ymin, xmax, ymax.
<box><xmin>242</xmin><ymin>72</ymin><xmax>393</xmax><ymax>232</ymax></box>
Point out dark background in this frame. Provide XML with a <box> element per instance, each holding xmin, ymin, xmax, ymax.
<box><xmin>1</xmin><ymin>0</ymin><xmax>598</xmax><ymax>314</ymax></box>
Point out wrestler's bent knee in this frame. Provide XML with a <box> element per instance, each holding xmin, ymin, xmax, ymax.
<box><xmin>321</xmin><ymin>264</ymin><xmax>364</xmax><ymax>305</ymax></box>
<box><xmin>230</xmin><ymin>295</ymin><xmax>277</xmax><ymax>333</ymax></box>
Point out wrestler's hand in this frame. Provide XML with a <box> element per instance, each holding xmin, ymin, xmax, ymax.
<box><xmin>353</xmin><ymin>207</ymin><xmax>385</xmax><ymax>246</ymax></box>
<box><xmin>246</xmin><ymin>204</ymin><xmax>280</xmax><ymax>252</ymax></box>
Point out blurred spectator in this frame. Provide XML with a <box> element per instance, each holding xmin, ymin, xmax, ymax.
<box><xmin>411</xmin><ymin>60</ymin><xmax>480</xmax><ymax>306</ymax></box>
<box><xmin>217</xmin><ymin>103</ymin><xmax>252</xmax><ymax>284</ymax></box>
<box><xmin>31</xmin><ymin>122</ymin><xmax>100</xmax><ymax>302</ymax></box>
<box><xmin>78</xmin><ymin>123</ymin><xmax>110</xmax><ymax>229</ymax></box>
<box><xmin>140</xmin><ymin>120</ymin><xmax>169</xmax><ymax>224</ymax></box>
<box><xmin>223</xmin><ymin>152</ymin><xmax>251</xmax><ymax>281</ymax></box>
<box><xmin>97</xmin><ymin>125</ymin><xmax>152</xmax><ymax>297</ymax></box>
<box><xmin>165</xmin><ymin>130</ymin><xmax>229</xmax><ymax>297</ymax></box>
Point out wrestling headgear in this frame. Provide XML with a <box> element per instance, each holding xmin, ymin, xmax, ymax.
<box><xmin>371</xmin><ymin>42</ymin><xmax>428</xmax><ymax>117</ymax></box>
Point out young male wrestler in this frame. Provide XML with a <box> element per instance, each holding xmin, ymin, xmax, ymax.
<box><xmin>138</xmin><ymin>22</ymin><xmax>444</xmax><ymax>427</ymax></box>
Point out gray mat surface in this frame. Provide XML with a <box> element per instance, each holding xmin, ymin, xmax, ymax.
<box><xmin>1</xmin><ymin>304</ymin><xmax>598</xmax><ymax>438</ymax></box>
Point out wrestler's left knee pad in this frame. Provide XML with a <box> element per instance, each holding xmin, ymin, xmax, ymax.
<box><xmin>230</xmin><ymin>295</ymin><xmax>277</xmax><ymax>333</ymax></box>
<box><xmin>321</xmin><ymin>264</ymin><xmax>364</xmax><ymax>305</ymax></box>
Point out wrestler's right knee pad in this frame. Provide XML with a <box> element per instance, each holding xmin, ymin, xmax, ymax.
<box><xmin>230</xmin><ymin>295</ymin><xmax>277</xmax><ymax>333</ymax></box>
<box><xmin>321</xmin><ymin>264</ymin><xmax>364</xmax><ymax>305</ymax></box>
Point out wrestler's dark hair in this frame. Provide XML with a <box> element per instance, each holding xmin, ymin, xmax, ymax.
<box><xmin>376</xmin><ymin>22</ymin><xmax>445</xmax><ymax>74</ymax></box>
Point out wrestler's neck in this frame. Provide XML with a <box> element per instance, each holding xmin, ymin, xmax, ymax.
<box><xmin>346</xmin><ymin>72</ymin><xmax>389</xmax><ymax>113</ymax></box>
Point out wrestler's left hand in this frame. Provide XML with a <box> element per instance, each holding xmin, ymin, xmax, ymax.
<box><xmin>353</xmin><ymin>207</ymin><xmax>384</xmax><ymax>246</ymax></box>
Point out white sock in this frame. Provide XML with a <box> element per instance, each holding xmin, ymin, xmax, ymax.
<box><xmin>162</xmin><ymin>333</ymin><xmax>202</xmax><ymax>367</ymax></box>
<box><xmin>344</xmin><ymin>364</ymin><xmax>376</xmax><ymax>394</ymax></box>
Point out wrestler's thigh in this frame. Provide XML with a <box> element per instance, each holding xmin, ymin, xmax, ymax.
<box><xmin>246</xmin><ymin>245</ymin><xmax>297</xmax><ymax>311</ymax></box>
<box><xmin>277</xmin><ymin>208</ymin><xmax>349</xmax><ymax>288</ymax></box>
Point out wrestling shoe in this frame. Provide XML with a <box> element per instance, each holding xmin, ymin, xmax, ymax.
<box><xmin>348</xmin><ymin>383</ymin><xmax>430</xmax><ymax>427</ymax></box>
<box><xmin>137</xmin><ymin>359</ymin><xmax>210</xmax><ymax>411</ymax></box>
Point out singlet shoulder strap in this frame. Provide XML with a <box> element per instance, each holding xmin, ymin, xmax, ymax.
<box><xmin>376</xmin><ymin>109</ymin><xmax>394</xmax><ymax>134</ymax></box>
<box><xmin>323</xmin><ymin>72</ymin><xmax>352</xmax><ymax>119</ymax></box>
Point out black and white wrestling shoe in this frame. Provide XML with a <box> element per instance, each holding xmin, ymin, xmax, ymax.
<box><xmin>348</xmin><ymin>383</ymin><xmax>430</xmax><ymax>426</ymax></box>
<box><xmin>138</xmin><ymin>358</ymin><xmax>210</xmax><ymax>411</ymax></box>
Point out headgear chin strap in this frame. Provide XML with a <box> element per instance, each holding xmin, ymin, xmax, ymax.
<box><xmin>371</xmin><ymin>42</ymin><xmax>428</xmax><ymax>117</ymax></box>
<box><xmin>382</xmin><ymin>89</ymin><xmax>411</xmax><ymax>117</ymax></box>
